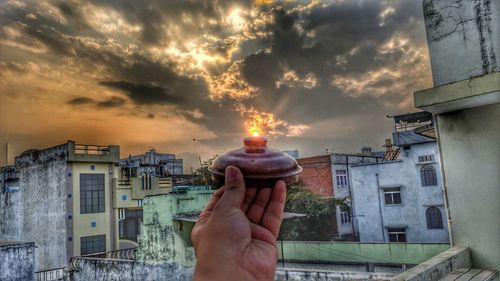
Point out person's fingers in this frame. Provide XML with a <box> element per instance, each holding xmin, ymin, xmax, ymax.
<box><xmin>261</xmin><ymin>180</ymin><xmax>287</xmax><ymax>239</ymax></box>
<box><xmin>246</xmin><ymin>188</ymin><xmax>272</xmax><ymax>224</ymax></box>
<box><xmin>241</xmin><ymin>188</ymin><xmax>258</xmax><ymax>213</ymax></box>
<box><xmin>215</xmin><ymin>166</ymin><xmax>246</xmax><ymax>210</ymax></box>
<box><xmin>250</xmin><ymin>223</ymin><xmax>276</xmax><ymax>246</ymax></box>
<box><xmin>196</xmin><ymin>187</ymin><xmax>225</xmax><ymax>222</ymax></box>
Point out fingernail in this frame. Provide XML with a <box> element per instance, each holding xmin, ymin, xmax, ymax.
<box><xmin>226</xmin><ymin>166</ymin><xmax>236</xmax><ymax>180</ymax></box>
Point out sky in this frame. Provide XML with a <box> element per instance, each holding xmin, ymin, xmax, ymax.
<box><xmin>0</xmin><ymin>0</ymin><xmax>433</xmax><ymax>172</ymax></box>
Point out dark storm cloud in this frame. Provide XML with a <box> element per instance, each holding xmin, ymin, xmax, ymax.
<box><xmin>96</xmin><ymin>96</ymin><xmax>127</xmax><ymax>108</ymax></box>
<box><xmin>67</xmin><ymin>97</ymin><xmax>94</xmax><ymax>105</ymax></box>
<box><xmin>67</xmin><ymin>96</ymin><xmax>126</xmax><ymax>108</ymax></box>
<box><xmin>1</xmin><ymin>0</ymin><xmax>431</xmax><ymax>154</ymax></box>
<box><xmin>98</xmin><ymin>81</ymin><xmax>183</xmax><ymax>105</ymax></box>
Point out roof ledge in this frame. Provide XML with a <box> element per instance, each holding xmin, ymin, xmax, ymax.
<box><xmin>414</xmin><ymin>72</ymin><xmax>500</xmax><ymax>114</ymax></box>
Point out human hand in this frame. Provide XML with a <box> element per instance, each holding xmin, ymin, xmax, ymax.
<box><xmin>191</xmin><ymin>166</ymin><xmax>287</xmax><ymax>281</ymax></box>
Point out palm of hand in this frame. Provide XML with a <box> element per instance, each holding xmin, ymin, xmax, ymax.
<box><xmin>192</xmin><ymin>167</ymin><xmax>286</xmax><ymax>281</ymax></box>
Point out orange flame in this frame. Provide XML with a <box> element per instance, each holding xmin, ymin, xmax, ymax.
<box><xmin>249</xmin><ymin>126</ymin><xmax>261</xmax><ymax>137</ymax></box>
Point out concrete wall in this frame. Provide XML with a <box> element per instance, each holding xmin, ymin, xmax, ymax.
<box><xmin>436</xmin><ymin>103</ymin><xmax>500</xmax><ymax>270</ymax></box>
<box><xmin>390</xmin><ymin>246</ymin><xmax>471</xmax><ymax>281</ymax></box>
<box><xmin>351</xmin><ymin>142</ymin><xmax>449</xmax><ymax>243</ymax></box>
<box><xmin>423</xmin><ymin>0</ymin><xmax>500</xmax><ymax>86</ymax></box>
<box><xmin>71</xmin><ymin>258</ymin><xmax>192</xmax><ymax>281</ymax></box>
<box><xmin>0</xmin><ymin>145</ymin><xmax>70</xmax><ymax>271</ymax></box>
<box><xmin>0</xmin><ymin>242</ymin><xmax>35</xmax><ymax>281</ymax></box>
<box><xmin>135</xmin><ymin>191</ymin><xmax>212</xmax><ymax>266</ymax></box>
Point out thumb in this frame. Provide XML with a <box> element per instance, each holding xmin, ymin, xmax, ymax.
<box><xmin>216</xmin><ymin>166</ymin><xmax>245</xmax><ymax>210</ymax></box>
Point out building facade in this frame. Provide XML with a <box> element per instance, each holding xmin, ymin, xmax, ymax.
<box><xmin>297</xmin><ymin>152</ymin><xmax>382</xmax><ymax>240</ymax></box>
<box><xmin>413</xmin><ymin>0</ymin><xmax>500</xmax><ymax>270</ymax></box>
<box><xmin>0</xmin><ymin>141</ymin><xmax>120</xmax><ymax>270</ymax></box>
<box><xmin>351</xmin><ymin>113</ymin><xmax>449</xmax><ymax>243</ymax></box>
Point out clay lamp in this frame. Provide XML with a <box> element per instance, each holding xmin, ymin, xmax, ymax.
<box><xmin>208</xmin><ymin>133</ymin><xmax>303</xmax><ymax>188</ymax></box>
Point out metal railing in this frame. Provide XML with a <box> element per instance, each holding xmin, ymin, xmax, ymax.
<box><xmin>74</xmin><ymin>144</ymin><xmax>110</xmax><ymax>155</ymax></box>
<box><xmin>35</xmin><ymin>267</ymin><xmax>65</xmax><ymax>281</ymax></box>
<box><xmin>68</xmin><ymin>248</ymin><xmax>137</xmax><ymax>272</ymax></box>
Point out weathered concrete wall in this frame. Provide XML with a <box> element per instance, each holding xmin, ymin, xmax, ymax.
<box><xmin>390</xmin><ymin>246</ymin><xmax>471</xmax><ymax>281</ymax></box>
<box><xmin>275</xmin><ymin>269</ymin><xmax>394</xmax><ymax>281</ymax></box>
<box><xmin>71</xmin><ymin>259</ymin><xmax>193</xmax><ymax>281</ymax></box>
<box><xmin>351</xmin><ymin>141</ymin><xmax>449</xmax><ymax>243</ymax></box>
<box><xmin>423</xmin><ymin>0</ymin><xmax>500</xmax><ymax>86</ymax></box>
<box><xmin>0</xmin><ymin>242</ymin><xmax>35</xmax><ymax>281</ymax></box>
<box><xmin>0</xmin><ymin>145</ymin><xmax>69</xmax><ymax>271</ymax></box>
<box><xmin>436</xmin><ymin>103</ymin><xmax>500</xmax><ymax>270</ymax></box>
<box><xmin>135</xmin><ymin>191</ymin><xmax>212</xmax><ymax>266</ymax></box>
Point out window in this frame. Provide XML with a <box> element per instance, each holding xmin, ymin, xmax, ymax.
<box><xmin>340</xmin><ymin>205</ymin><xmax>351</xmax><ymax>224</ymax></box>
<box><xmin>119</xmin><ymin>209</ymin><xmax>143</xmax><ymax>242</ymax></box>
<box><xmin>426</xmin><ymin>206</ymin><xmax>443</xmax><ymax>229</ymax></box>
<box><xmin>80</xmin><ymin>235</ymin><xmax>106</xmax><ymax>255</ymax></box>
<box><xmin>335</xmin><ymin>170</ymin><xmax>348</xmax><ymax>187</ymax></box>
<box><xmin>384</xmin><ymin>187</ymin><xmax>402</xmax><ymax>204</ymax></box>
<box><xmin>141</xmin><ymin>175</ymin><xmax>152</xmax><ymax>190</ymax></box>
<box><xmin>388</xmin><ymin>228</ymin><xmax>406</xmax><ymax>242</ymax></box>
<box><xmin>418</xmin><ymin>154</ymin><xmax>434</xmax><ymax>162</ymax></box>
<box><xmin>420</xmin><ymin>164</ymin><xmax>437</xmax><ymax>186</ymax></box>
<box><xmin>80</xmin><ymin>174</ymin><xmax>105</xmax><ymax>214</ymax></box>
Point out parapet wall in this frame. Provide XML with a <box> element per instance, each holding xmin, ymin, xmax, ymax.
<box><xmin>0</xmin><ymin>242</ymin><xmax>35</xmax><ymax>281</ymax></box>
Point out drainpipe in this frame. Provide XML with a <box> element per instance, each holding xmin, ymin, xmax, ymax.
<box><xmin>375</xmin><ymin>173</ymin><xmax>386</xmax><ymax>242</ymax></box>
<box><xmin>433</xmin><ymin>115</ymin><xmax>453</xmax><ymax>245</ymax></box>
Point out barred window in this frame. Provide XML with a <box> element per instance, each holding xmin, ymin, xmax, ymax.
<box><xmin>81</xmin><ymin>235</ymin><xmax>106</xmax><ymax>255</ymax></box>
<box><xmin>426</xmin><ymin>206</ymin><xmax>443</xmax><ymax>229</ymax></box>
<box><xmin>80</xmin><ymin>174</ymin><xmax>105</xmax><ymax>214</ymax></box>
<box><xmin>384</xmin><ymin>187</ymin><xmax>402</xmax><ymax>204</ymax></box>
<box><xmin>335</xmin><ymin>170</ymin><xmax>348</xmax><ymax>187</ymax></box>
<box><xmin>418</xmin><ymin>155</ymin><xmax>434</xmax><ymax>162</ymax></box>
<box><xmin>421</xmin><ymin>164</ymin><xmax>437</xmax><ymax>186</ymax></box>
<box><xmin>388</xmin><ymin>228</ymin><xmax>406</xmax><ymax>243</ymax></box>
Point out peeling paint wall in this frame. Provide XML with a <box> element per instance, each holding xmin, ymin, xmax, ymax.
<box><xmin>71</xmin><ymin>259</ymin><xmax>193</xmax><ymax>281</ymax></box>
<box><xmin>423</xmin><ymin>0</ymin><xmax>500</xmax><ymax>86</ymax></box>
<box><xmin>0</xmin><ymin>144</ymin><xmax>69</xmax><ymax>271</ymax></box>
<box><xmin>135</xmin><ymin>191</ymin><xmax>212</xmax><ymax>266</ymax></box>
<box><xmin>0</xmin><ymin>242</ymin><xmax>35</xmax><ymax>281</ymax></box>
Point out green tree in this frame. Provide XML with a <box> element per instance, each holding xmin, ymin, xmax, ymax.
<box><xmin>279</xmin><ymin>181</ymin><xmax>349</xmax><ymax>241</ymax></box>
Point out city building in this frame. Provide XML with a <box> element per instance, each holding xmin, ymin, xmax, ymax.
<box><xmin>0</xmin><ymin>141</ymin><xmax>120</xmax><ymax>271</ymax></box>
<box><xmin>114</xmin><ymin>148</ymin><xmax>184</xmax><ymax>250</ymax></box>
<box><xmin>297</xmin><ymin>151</ymin><xmax>382</xmax><ymax>240</ymax></box>
<box><xmin>350</xmin><ymin>112</ymin><xmax>449</xmax><ymax>243</ymax></box>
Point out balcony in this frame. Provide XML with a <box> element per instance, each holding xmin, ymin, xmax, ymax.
<box><xmin>67</xmin><ymin>141</ymin><xmax>120</xmax><ymax>163</ymax></box>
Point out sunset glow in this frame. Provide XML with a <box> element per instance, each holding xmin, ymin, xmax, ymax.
<box><xmin>0</xmin><ymin>0</ymin><xmax>432</xmax><ymax>168</ymax></box>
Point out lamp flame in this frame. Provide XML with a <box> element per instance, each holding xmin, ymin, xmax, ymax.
<box><xmin>249</xmin><ymin>126</ymin><xmax>261</xmax><ymax>137</ymax></box>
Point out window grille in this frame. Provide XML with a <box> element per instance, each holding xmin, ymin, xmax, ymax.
<box><xmin>81</xmin><ymin>235</ymin><xmax>106</xmax><ymax>255</ymax></box>
<box><xmin>384</xmin><ymin>187</ymin><xmax>402</xmax><ymax>204</ymax></box>
<box><xmin>388</xmin><ymin>228</ymin><xmax>406</xmax><ymax>242</ymax></box>
<box><xmin>335</xmin><ymin>170</ymin><xmax>348</xmax><ymax>187</ymax></box>
<box><xmin>80</xmin><ymin>174</ymin><xmax>105</xmax><ymax>214</ymax></box>
<box><xmin>426</xmin><ymin>206</ymin><xmax>443</xmax><ymax>229</ymax></box>
<box><xmin>421</xmin><ymin>164</ymin><xmax>437</xmax><ymax>186</ymax></box>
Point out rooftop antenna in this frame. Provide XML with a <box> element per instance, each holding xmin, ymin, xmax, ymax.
<box><xmin>5</xmin><ymin>143</ymin><xmax>8</xmax><ymax>166</ymax></box>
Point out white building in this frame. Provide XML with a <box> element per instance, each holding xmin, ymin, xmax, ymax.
<box><xmin>350</xmin><ymin>112</ymin><xmax>449</xmax><ymax>243</ymax></box>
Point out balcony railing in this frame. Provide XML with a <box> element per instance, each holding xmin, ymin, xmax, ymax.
<box><xmin>35</xmin><ymin>267</ymin><xmax>65</xmax><ymax>281</ymax></box>
<box><xmin>68</xmin><ymin>248</ymin><xmax>137</xmax><ymax>272</ymax></box>
<box><xmin>74</xmin><ymin>144</ymin><xmax>111</xmax><ymax>155</ymax></box>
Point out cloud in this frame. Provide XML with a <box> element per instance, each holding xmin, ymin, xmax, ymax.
<box><xmin>0</xmin><ymin>0</ymin><xmax>432</xmax><ymax>159</ymax></box>
<box><xmin>96</xmin><ymin>96</ymin><xmax>126</xmax><ymax>108</ymax></box>
<box><xmin>67</xmin><ymin>97</ymin><xmax>94</xmax><ymax>105</ymax></box>
<box><xmin>98</xmin><ymin>81</ymin><xmax>184</xmax><ymax>105</ymax></box>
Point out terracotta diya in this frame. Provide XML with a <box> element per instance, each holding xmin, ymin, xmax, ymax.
<box><xmin>208</xmin><ymin>136</ymin><xmax>303</xmax><ymax>188</ymax></box>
